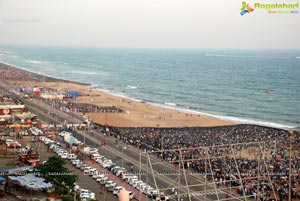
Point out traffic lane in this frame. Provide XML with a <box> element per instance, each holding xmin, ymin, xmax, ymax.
<box><xmin>83</xmin><ymin>160</ymin><xmax>147</xmax><ymax>201</ymax></box>
<box><xmin>75</xmin><ymin>130</ymin><xmax>201</xmax><ymax>200</ymax></box>
<box><xmin>81</xmin><ymin>131</ymin><xmax>227</xmax><ymax>201</ymax></box>
<box><xmin>56</xmin><ymin>134</ymin><xmax>145</xmax><ymax>201</ymax></box>
<box><xmin>100</xmin><ymin>141</ymin><xmax>206</xmax><ymax>201</ymax></box>
<box><xmin>98</xmin><ymin>143</ymin><xmax>174</xmax><ymax>198</ymax></box>
<box><xmin>93</xmin><ymin>133</ymin><xmax>231</xmax><ymax>199</ymax></box>
<box><xmin>66</xmin><ymin>162</ymin><xmax>118</xmax><ymax>201</ymax></box>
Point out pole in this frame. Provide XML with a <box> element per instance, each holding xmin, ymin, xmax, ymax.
<box><xmin>204</xmin><ymin>156</ymin><xmax>207</xmax><ymax>201</ymax></box>
<box><xmin>122</xmin><ymin>147</ymin><xmax>126</xmax><ymax>168</ymax></box>
<box><xmin>274</xmin><ymin>140</ymin><xmax>276</xmax><ymax>156</ymax></box>
<box><xmin>288</xmin><ymin>130</ymin><xmax>293</xmax><ymax>201</ymax></box>
<box><xmin>157</xmin><ymin>124</ymin><xmax>161</xmax><ymax>150</ymax></box>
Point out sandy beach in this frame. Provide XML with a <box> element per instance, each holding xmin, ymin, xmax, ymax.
<box><xmin>1</xmin><ymin>62</ymin><xmax>233</xmax><ymax>128</ymax></box>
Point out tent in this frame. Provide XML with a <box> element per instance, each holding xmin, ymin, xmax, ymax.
<box><xmin>64</xmin><ymin>90</ymin><xmax>80</xmax><ymax>97</ymax></box>
<box><xmin>0</xmin><ymin>176</ymin><xmax>6</xmax><ymax>182</ymax></box>
<box><xmin>0</xmin><ymin>166</ymin><xmax>33</xmax><ymax>175</ymax></box>
<box><xmin>8</xmin><ymin>174</ymin><xmax>52</xmax><ymax>191</ymax></box>
<box><xmin>15</xmin><ymin>112</ymin><xmax>37</xmax><ymax>121</ymax></box>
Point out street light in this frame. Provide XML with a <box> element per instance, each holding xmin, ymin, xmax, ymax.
<box><xmin>288</xmin><ymin>130</ymin><xmax>294</xmax><ymax>201</ymax></box>
<box><xmin>122</xmin><ymin>146</ymin><xmax>126</xmax><ymax>167</ymax></box>
<box><xmin>157</xmin><ymin>124</ymin><xmax>162</xmax><ymax>150</ymax></box>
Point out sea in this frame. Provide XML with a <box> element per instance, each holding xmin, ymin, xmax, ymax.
<box><xmin>0</xmin><ymin>45</ymin><xmax>299</xmax><ymax>130</ymax></box>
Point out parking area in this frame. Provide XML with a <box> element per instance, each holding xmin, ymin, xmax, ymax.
<box><xmin>0</xmin><ymin>134</ymin><xmax>119</xmax><ymax>201</ymax></box>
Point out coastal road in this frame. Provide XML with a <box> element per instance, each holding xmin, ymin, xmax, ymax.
<box><xmin>1</xmin><ymin>85</ymin><xmax>242</xmax><ymax>201</ymax></box>
<box><xmin>22</xmin><ymin>95</ymin><xmax>229</xmax><ymax>201</ymax></box>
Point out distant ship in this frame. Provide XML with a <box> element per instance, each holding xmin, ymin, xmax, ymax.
<box><xmin>265</xmin><ymin>90</ymin><xmax>273</xmax><ymax>94</ymax></box>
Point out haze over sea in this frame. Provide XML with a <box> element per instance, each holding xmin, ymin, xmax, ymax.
<box><xmin>0</xmin><ymin>45</ymin><xmax>299</xmax><ymax>130</ymax></box>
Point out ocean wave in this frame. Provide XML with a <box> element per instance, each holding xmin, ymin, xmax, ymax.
<box><xmin>0</xmin><ymin>50</ymin><xmax>11</xmax><ymax>55</ymax></box>
<box><xmin>71</xmin><ymin>70</ymin><xmax>98</xmax><ymax>75</ymax></box>
<box><xmin>25</xmin><ymin>59</ymin><xmax>52</xmax><ymax>64</ymax></box>
<box><xmin>25</xmin><ymin>59</ymin><xmax>66</xmax><ymax>66</ymax></box>
<box><xmin>127</xmin><ymin>85</ymin><xmax>137</xmax><ymax>89</ymax></box>
<box><xmin>176</xmin><ymin>108</ymin><xmax>296</xmax><ymax>130</ymax></box>
<box><xmin>88</xmin><ymin>84</ymin><xmax>100</xmax><ymax>89</ymax></box>
<box><xmin>203</xmin><ymin>53</ymin><xmax>291</xmax><ymax>59</ymax></box>
<box><xmin>139</xmin><ymin>101</ymin><xmax>296</xmax><ymax>130</ymax></box>
<box><xmin>164</xmin><ymin>102</ymin><xmax>177</xmax><ymax>106</ymax></box>
<box><xmin>94</xmin><ymin>88</ymin><xmax>144</xmax><ymax>103</ymax></box>
<box><xmin>71</xmin><ymin>70</ymin><xmax>109</xmax><ymax>76</ymax></box>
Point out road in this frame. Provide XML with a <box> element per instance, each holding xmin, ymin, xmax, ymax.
<box><xmin>1</xmin><ymin>83</ymin><xmax>242</xmax><ymax>201</ymax></box>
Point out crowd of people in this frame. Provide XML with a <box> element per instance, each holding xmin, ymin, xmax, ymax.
<box><xmin>98</xmin><ymin>124</ymin><xmax>300</xmax><ymax>200</ymax></box>
<box><xmin>66</xmin><ymin>103</ymin><xmax>124</xmax><ymax>113</ymax></box>
<box><xmin>11</xmin><ymin>82</ymin><xmax>124</xmax><ymax>115</ymax></box>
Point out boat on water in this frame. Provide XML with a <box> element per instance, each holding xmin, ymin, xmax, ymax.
<box><xmin>265</xmin><ymin>90</ymin><xmax>273</xmax><ymax>95</ymax></box>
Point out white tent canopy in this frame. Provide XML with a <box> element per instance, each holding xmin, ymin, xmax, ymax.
<box><xmin>8</xmin><ymin>174</ymin><xmax>53</xmax><ymax>191</ymax></box>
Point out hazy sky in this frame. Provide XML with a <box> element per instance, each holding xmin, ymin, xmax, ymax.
<box><xmin>0</xmin><ymin>0</ymin><xmax>299</xmax><ymax>49</ymax></box>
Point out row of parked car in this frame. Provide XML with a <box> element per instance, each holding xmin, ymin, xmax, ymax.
<box><xmin>75</xmin><ymin>148</ymin><xmax>135</xmax><ymax>199</ymax></box>
<box><xmin>28</xmin><ymin>126</ymin><xmax>44</xmax><ymax>136</ymax></box>
<box><xmin>42</xmin><ymin>137</ymin><xmax>95</xmax><ymax>201</ymax></box>
<box><xmin>45</xmin><ymin>135</ymin><xmax>134</xmax><ymax>200</ymax></box>
<box><xmin>88</xmin><ymin>146</ymin><xmax>169</xmax><ymax>200</ymax></box>
<box><xmin>45</xmin><ymin>131</ymin><xmax>169</xmax><ymax>200</ymax></box>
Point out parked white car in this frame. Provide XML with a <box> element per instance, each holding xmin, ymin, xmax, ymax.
<box><xmin>60</xmin><ymin>153</ymin><xmax>68</xmax><ymax>159</ymax></box>
<box><xmin>132</xmin><ymin>180</ymin><xmax>143</xmax><ymax>189</ymax></box>
<box><xmin>91</xmin><ymin>171</ymin><xmax>99</xmax><ymax>179</ymax></box>
<box><xmin>58</xmin><ymin>131</ymin><xmax>72</xmax><ymax>136</ymax></box>
<box><xmin>83</xmin><ymin>166</ymin><xmax>93</xmax><ymax>174</ymax></box>
<box><xmin>80</xmin><ymin>189</ymin><xmax>95</xmax><ymax>200</ymax></box>
<box><xmin>113</xmin><ymin>186</ymin><xmax>122</xmax><ymax>195</ymax></box>
<box><xmin>129</xmin><ymin>191</ymin><xmax>134</xmax><ymax>199</ymax></box>
<box><xmin>105</xmin><ymin>180</ymin><xmax>116</xmax><ymax>188</ymax></box>
<box><xmin>96</xmin><ymin>174</ymin><xmax>107</xmax><ymax>182</ymax></box>
<box><xmin>5</xmin><ymin>139</ymin><xmax>14</xmax><ymax>146</ymax></box>
<box><xmin>71</xmin><ymin>159</ymin><xmax>81</xmax><ymax>165</ymax></box>
<box><xmin>67</xmin><ymin>154</ymin><xmax>77</xmax><ymax>160</ymax></box>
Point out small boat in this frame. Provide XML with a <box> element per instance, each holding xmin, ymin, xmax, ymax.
<box><xmin>265</xmin><ymin>90</ymin><xmax>273</xmax><ymax>94</ymax></box>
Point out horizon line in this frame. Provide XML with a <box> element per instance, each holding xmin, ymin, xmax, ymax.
<box><xmin>1</xmin><ymin>43</ymin><xmax>300</xmax><ymax>51</ymax></box>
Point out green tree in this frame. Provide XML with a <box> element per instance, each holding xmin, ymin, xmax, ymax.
<box><xmin>61</xmin><ymin>194</ymin><xmax>74</xmax><ymax>201</ymax></box>
<box><xmin>37</xmin><ymin>156</ymin><xmax>77</xmax><ymax>189</ymax></box>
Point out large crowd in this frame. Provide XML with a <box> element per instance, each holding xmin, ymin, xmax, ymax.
<box><xmin>66</xmin><ymin>103</ymin><xmax>124</xmax><ymax>113</ymax></box>
<box><xmin>97</xmin><ymin>124</ymin><xmax>300</xmax><ymax>200</ymax></box>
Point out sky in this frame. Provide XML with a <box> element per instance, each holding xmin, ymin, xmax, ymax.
<box><xmin>0</xmin><ymin>0</ymin><xmax>299</xmax><ymax>49</ymax></box>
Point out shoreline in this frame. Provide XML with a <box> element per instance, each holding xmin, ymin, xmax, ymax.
<box><xmin>0</xmin><ymin>61</ymin><xmax>234</xmax><ymax>128</ymax></box>
<box><xmin>96</xmin><ymin>87</ymin><xmax>297</xmax><ymax>129</ymax></box>
<box><xmin>0</xmin><ymin>61</ymin><xmax>296</xmax><ymax>129</ymax></box>
<box><xmin>0</xmin><ymin>60</ymin><xmax>90</xmax><ymax>86</ymax></box>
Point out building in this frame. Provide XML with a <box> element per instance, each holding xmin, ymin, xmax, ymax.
<box><xmin>0</xmin><ymin>104</ymin><xmax>36</xmax><ymax>128</ymax></box>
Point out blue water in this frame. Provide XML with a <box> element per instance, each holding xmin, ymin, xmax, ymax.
<box><xmin>0</xmin><ymin>45</ymin><xmax>299</xmax><ymax>129</ymax></box>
